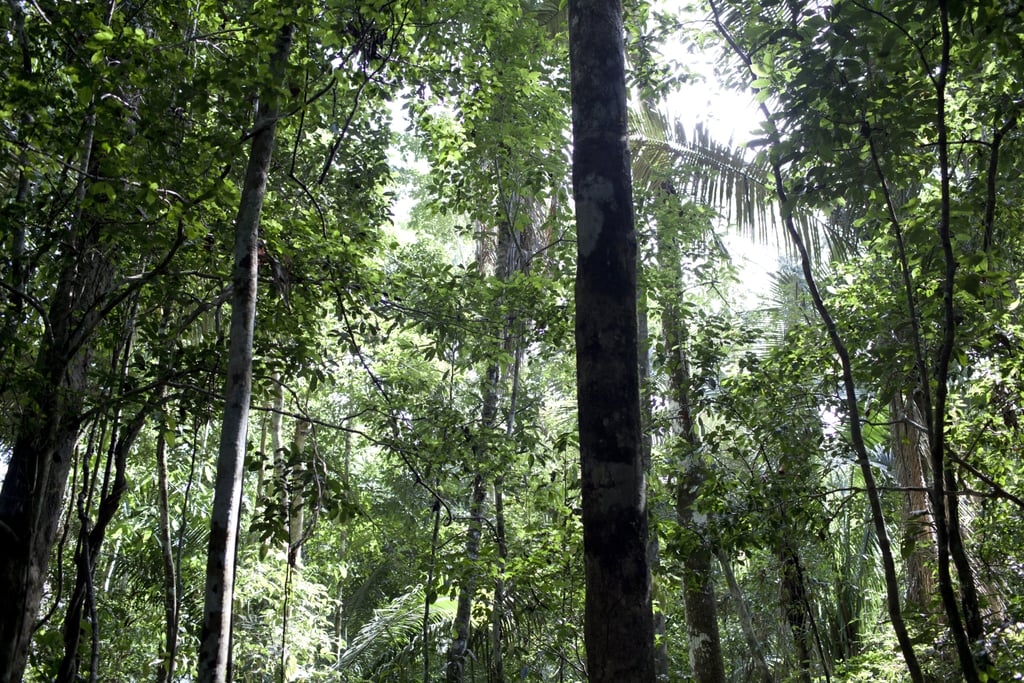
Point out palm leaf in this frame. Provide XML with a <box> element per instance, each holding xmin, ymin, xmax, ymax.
<box><xmin>629</xmin><ymin>99</ymin><xmax>840</xmax><ymax>260</ymax></box>
<box><xmin>337</xmin><ymin>584</ymin><xmax>458</xmax><ymax>679</ymax></box>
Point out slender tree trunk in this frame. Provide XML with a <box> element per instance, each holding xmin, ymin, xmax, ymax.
<box><xmin>638</xmin><ymin>258</ymin><xmax>670</xmax><ymax>683</ymax></box>
<box><xmin>718</xmin><ymin>550</ymin><xmax>773</xmax><ymax>683</ymax></box>
<box><xmin>656</xmin><ymin>202</ymin><xmax>725</xmax><ymax>683</ymax></box>
<box><xmin>287</xmin><ymin>420</ymin><xmax>309</xmax><ymax>568</ymax></box>
<box><xmin>57</xmin><ymin>409</ymin><xmax>148</xmax><ymax>683</ymax></box>
<box><xmin>58</xmin><ymin>300</ymin><xmax>145</xmax><ymax>683</ymax></box>
<box><xmin>706</xmin><ymin>3</ymin><xmax>924</xmax><ymax>677</ymax></box>
<box><xmin>569</xmin><ymin>1</ymin><xmax>655</xmax><ymax>680</ymax></box>
<box><xmin>336</xmin><ymin>431</ymin><xmax>352</xmax><ymax>662</ymax></box>
<box><xmin>946</xmin><ymin>471</ymin><xmax>983</xmax><ymax>644</ymax></box>
<box><xmin>446</xmin><ymin>354</ymin><xmax>501</xmax><ymax>682</ymax></box>
<box><xmin>423</xmin><ymin>498</ymin><xmax>442</xmax><ymax>683</ymax></box>
<box><xmin>196</xmin><ymin>22</ymin><xmax>294</xmax><ymax>683</ymax></box>
<box><xmin>929</xmin><ymin>5</ymin><xmax>982</xmax><ymax>678</ymax></box>
<box><xmin>491</xmin><ymin>475</ymin><xmax>507</xmax><ymax>683</ymax></box>
<box><xmin>778</xmin><ymin>545</ymin><xmax>812</xmax><ymax>683</ymax></box>
<box><xmin>446</xmin><ymin>471</ymin><xmax>488</xmax><ymax>683</ymax></box>
<box><xmin>156</xmin><ymin>416</ymin><xmax>179</xmax><ymax>683</ymax></box>
<box><xmin>270</xmin><ymin>374</ymin><xmax>286</xmax><ymax>510</ymax></box>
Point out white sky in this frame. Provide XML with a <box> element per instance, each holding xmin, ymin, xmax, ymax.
<box><xmin>660</xmin><ymin>48</ymin><xmax>784</xmax><ymax>309</ymax></box>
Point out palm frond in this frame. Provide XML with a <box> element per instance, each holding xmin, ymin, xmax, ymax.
<box><xmin>629</xmin><ymin>100</ymin><xmax>835</xmax><ymax>260</ymax></box>
<box><xmin>337</xmin><ymin>584</ymin><xmax>458</xmax><ymax>678</ymax></box>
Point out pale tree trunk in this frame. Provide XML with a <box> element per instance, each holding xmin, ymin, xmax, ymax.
<box><xmin>335</xmin><ymin>431</ymin><xmax>352</xmax><ymax>661</ymax></box>
<box><xmin>156</xmin><ymin>416</ymin><xmax>179</xmax><ymax>683</ymax></box>
<box><xmin>278</xmin><ymin>419</ymin><xmax>309</xmax><ymax>682</ymax></box>
<box><xmin>894</xmin><ymin>394</ymin><xmax>988</xmax><ymax>652</ymax></box>
<box><xmin>446</xmin><ymin>357</ymin><xmax>500</xmax><ymax>683</ymax></box>
<box><xmin>288</xmin><ymin>420</ymin><xmax>309</xmax><ymax>568</ymax></box>
<box><xmin>490</xmin><ymin>475</ymin><xmax>507</xmax><ymax>683</ymax></box>
<box><xmin>196</xmin><ymin>22</ymin><xmax>294</xmax><ymax>683</ymax></box>
<box><xmin>717</xmin><ymin>550</ymin><xmax>773</xmax><ymax>683</ymax></box>
<box><xmin>449</xmin><ymin>213</ymin><xmax>526</xmax><ymax>682</ymax></box>
<box><xmin>656</xmin><ymin>205</ymin><xmax>725</xmax><ymax>683</ymax></box>
<box><xmin>569</xmin><ymin>0</ymin><xmax>655</xmax><ymax>679</ymax></box>
<box><xmin>270</xmin><ymin>374</ymin><xmax>286</xmax><ymax>509</ymax></box>
<box><xmin>491</xmin><ymin>340</ymin><xmax>525</xmax><ymax>683</ymax></box>
<box><xmin>891</xmin><ymin>392</ymin><xmax>936</xmax><ymax>613</ymax></box>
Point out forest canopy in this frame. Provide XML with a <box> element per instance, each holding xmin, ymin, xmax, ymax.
<box><xmin>1</xmin><ymin>0</ymin><xmax>1023</xmax><ymax>681</ymax></box>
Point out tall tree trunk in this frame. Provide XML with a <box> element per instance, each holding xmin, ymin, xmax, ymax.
<box><xmin>58</xmin><ymin>299</ymin><xmax>146</xmax><ymax>683</ymax></box>
<box><xmin>446</xmin><ymin>355</ymin><xmax>502</xmax><ymax>682</ymax></box>
<box><xmin>446</xmin><ymin>470</ymin><xmax>488</xmax><ymax>683</ymax></box>
<box><xmin>449</xmin><ymin>212</ymin><xmax>527</xmax><ymax>682</ymax></box>
<box><xmin>490</xmin><ymin>338</ymin><xmax>524</xmax><ymax>683</ymax></box>
<box><xmin>656</xmin><ymin>200</ymin><xmax>725</xmax><ymax>683</ymax></box>
<box><xmin>490</xmin><ymin>475</ymin><xmax>507</xmax><ymax>683</ymax></box>
<box><xmin>778</xmin><ymin>545</ymin><xmax>812</xmax><ymax>683</ymax></box>
<box><xmin>706</xmin><ymin>2</ymin><xmax>924</xmax><ymax>677</ymax></box>
<box><xmin>336</xmin><ymin>431</ymin><xmax>352</xmax><ymax>662</ymax></box>
<box><xmin>569</xmin><ymin>1</ymin><xmax>655</xmax><ymax>680</ymax></box>
<box><xmin>156</xmin><ymin>415</ymin><xmax>179</xmax><ymax>683</ymax></box>
<box><xmin>196</xmin><ymin>22</ymin><xmax>294</xmax><ymax>683</ymax></box>
<box><xmin>638</xmin><ymin>257</ymin><xmax>670</xmax><ymax>682</ymax></box>
<box><xmin>718</xmin><ymin>550</ymin><xmax>773</xmax><ymax>683</ymax></box>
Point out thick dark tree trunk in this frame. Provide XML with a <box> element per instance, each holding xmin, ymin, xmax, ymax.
<box><xmin>569</xmin><ymin>1</ymin><xmax>655</xmax><ymax>680</ymax></box>
<box><xmin>196</xmin><ymin>22</ymin><xmax>294</xmax><ymax>683</ymax></box>
<box><xmin>778</xmin><ymin>546</ymin><xmax>812</xmax><ymax>683</ymax></box>
<box><xmin>0</xmin><ymin>215</ymin><xmax>112</xmax><ymax>683</ymax></box>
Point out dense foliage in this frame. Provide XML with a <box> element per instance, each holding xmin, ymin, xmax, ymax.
<box><xmin>1</xmin><ymin>0</ymin><xmax>1022</xmax><ymax>681</ymax></box>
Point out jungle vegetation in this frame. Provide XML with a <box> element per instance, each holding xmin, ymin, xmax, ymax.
<box><xmin>1</xmin><ymin>0</ymin><xmax>1023</xmax><ymax>681</ymax></box>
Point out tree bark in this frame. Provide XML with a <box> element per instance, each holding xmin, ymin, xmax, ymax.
<box><xmin>778</xmin><ymin>545</ymin><xmax>812</xmax><ymax>683</ymax></box>
<box><xmin>638</xmin><ymin>252</ymin><xmax>670</xmax><ymax>683</ymax></box>
<box><xmin>196</xmin><ymin>22</ymin><xmax>294</xmax><ymax>683</ymax></box>
<box><xmin>156</xmin><ymin>416</ymin><xmax>179</xmax><ymax>683</ymax></box>
<box><xmin>718</xmin><ymin>550</ymin><xmax>773</xmax><ymax>683</ymax></box>
<box><xmin>446</xmin><ymin>470</ymin><xmax>488</xmax><ymax>683</ymax></box>
<box><xmin>491</xmin><ymin>475</ymin><xmax>507</xmax><ymax>683</ymax></box>
<box><xmin>569</xmin><ymin>1</ymin><xmax>655</xmax><ymax>680</ymax></box>
<box><xmin>891</xmin><ymin>392</ymin><xmax>936</xmax><ymax>613</ymax></box>
<box><xmin>287</xmin><ymin>420</ymin><xmax>309</xmax><ymax>568</ymax></box>
<box><xmin>655</xmin><ymin>191</ymin><xmax>725</xmax><ymax>683</ymax></box>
